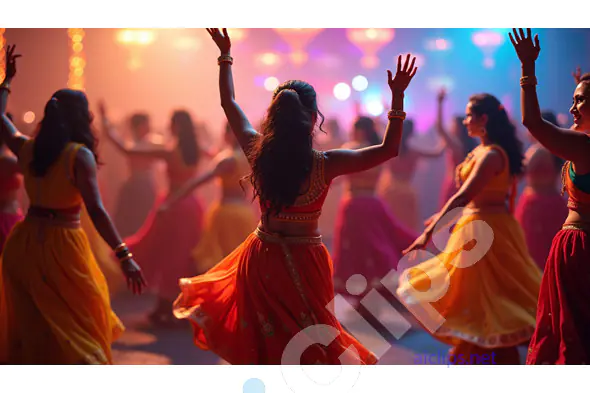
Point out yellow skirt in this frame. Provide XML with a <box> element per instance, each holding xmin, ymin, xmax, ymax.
<box><xmin>0</xmin><ymin>218</ymin><xmax>124</xmax><ymax>364</ymax></box>
<box><xmin>396</xmin><ymin>210</ymin><xmax>542</xmax><ymax>348</ymax></box>
<box><xmin>192</xmin><ymin>201</ymin><xmax>257</xmax><ymax>274</ymax></box>
<box><xmin>81</xmin><ymin>206</ymin><xmax>125</xmax><ymax>295</ymax></box>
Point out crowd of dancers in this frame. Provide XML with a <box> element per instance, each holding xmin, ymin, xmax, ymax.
<box><xmin>0</xmin><ymin>28</ymin><xmax>589</xmax><ymax>365</ymax></box>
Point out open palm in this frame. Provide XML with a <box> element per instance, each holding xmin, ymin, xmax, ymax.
<box><xmin>4</xmin><ymin>44</ymin><xmax>22</xmax><ymax>80</ymax></box>
<box><xmin>509</xmin><ymin>28</ymin><xmax>541</xmax><ymax>64</ymax></box>
<box><xmin>387</xmin><ymin>54</ymin><xmax>418</xmax><ymax>94</ymax></box>
<box><xmin>206</xmin><ymin>28</ymin><xmax>231</xmax><ymax>54</ymax></box>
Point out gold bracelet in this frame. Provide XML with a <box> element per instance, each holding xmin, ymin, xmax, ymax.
<box><xmin>114</xmin><ymin>242</ymin><xmax>128</xmax><ymax>253</ymax></box>
<box><xmin>520</xmin><ymin>76</ymin><xmax>537</xmax><ymax>86</ymax></box>
<box><xmin>0</xmin><ymin>84</ymin><xmax>11</xmax><ymax>93</ymax></box>
<box><xmin>119</xmin><ymin>253</ymin><xmax>133</xmax><ymax>263</ymax></box>
<box><xmin>217</xmin><ymin>55</ymin><xmax>234</xmax><ymax>66</ymax></box>
<box><xmin>387</xmin><ymin>109</ymin><xmax>406</xmax><ymax>120</ymax></box>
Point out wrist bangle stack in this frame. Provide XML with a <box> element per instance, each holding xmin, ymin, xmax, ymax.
<box><xmin>114</xmin><ymin>242</ymin><xmax>132</xmax><ymax>263</ymax></box>
<box><xmin>217</xmin><ymin>55</ymin><xmax>233</xmax><ymax>66</ymax></box>
<box><xmin>0</xmin><ymin>82</ymin><xmax>11</xmax><ymax>94</ymax></box>
<box><xmin>520</xmin><ymin>76</ymin><xmax>537</xmax><ymax>87</ymax></box>
<box><xmin>387</xmin><ymin>109</ymin><xmax>407</xmax><ymax>120</ymax></box>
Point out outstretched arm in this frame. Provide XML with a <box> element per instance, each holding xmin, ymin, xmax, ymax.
<box><xmin>206</xmin><ymin>28</ymin><xmax>259</xmax><ymax>156</ymax></box>
<box><xmin>403</xmin><ymin>149</ymin><xmax>504</xmax><ymax>254</ymax></box>
<box><xmin>74</xmin><ymin>147</ymin><xmax>146</xmax><ymax>294</ymax></box>
<box><xmin>161</xmin><ymin>155</ymin><xmax>236</xmax><ymax>210</ymax></box>
<box><xmin>323</xmin><ymin>54</ymin><xmax>418</xmax><ymax>181</ymax></box>
<box><xmin>0</xmin><ymin>45</ymin><xmax>28</xmax><ymax>156</ymax></box>
<box><xmin>435</xmin><ymin>88</ymin><xmax>463</xmax><ymax>160</ymax></box>
<box><xmin>98</xmin><ymin>101</ymin><xmax>170</xmax><ymax>160</ymax></box>
<box><xmin>510</xmin><ymin>28</ymin><xmax>590</xmax><ymax>168</ymax></box>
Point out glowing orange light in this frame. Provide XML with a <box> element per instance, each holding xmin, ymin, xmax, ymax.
<box><xmin>68</xmin><ymin>28</ymin><xmax>85</xmax><ymax>91</ymax></box>
<box><xmin>346</xmin><ymin>28</ymin><xmax>395</xmax><ymax>69</ymax></box>
<box><xmin>23</xmin><ymin>111</ymin><xmax>35</xmax><ymax>124</ymax></box>
<box><xmin>0</xmin><ymin>28</ymin><xmax>6</xmax><ymax>83</ymax></box>
<box><xmin>273</xmin><ymin>28</ymin><xmax>323</xmax><ymax>66</ymax></box>
<box><xmin>116</xmin><ymin>29</ymin><xmax>156</xmax><ymax>46</ymax></box>
<box><xmin>227</xmin><ymin>28</ymin><xmax>247</xmax><ymax>42</ymax></box>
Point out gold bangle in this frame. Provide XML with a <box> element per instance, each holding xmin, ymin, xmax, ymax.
<box><xmin>217</xmin><ymin>55</ymin><xmax>233</xmax><ymax>66</ymax></box>
<box><xmin>387</xmin><ymin>109</ymin><xmax>406</xmax><ymax>120</ymax></box>
<box><xmin>520</xmin><ymin>76</ymin><xmax>537</xmax><ymax>86</ymax></box>
<box><xmin>114</xmin><ymin>242</ymin><xmax>128</xmax><ymax>253</ymax></box>
<box><xmin>119</xmin><ymin>253</ymin><xmax>133</xmax><ymax>263</ymax></box>
<box><xmin>0</xmin><ymin>85</ymin><xmax>11</xmax><ymax>94</ymax></box>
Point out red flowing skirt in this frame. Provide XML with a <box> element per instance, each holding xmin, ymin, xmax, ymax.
<box><xmin>173</xmin><ymin>229</ymin><xmax>377</xmax><ymax>365</ymax></box>
<box><xmin>526</xmin><ymin>228</ymin><xmax>590</xmax><ymax>364</ymax></box>
<box><xmin>514</xmin><ymin>190</ymin><xmax>568</xmax><ymax>270</ymax></box>
<box><xmin>332</xmin><ymin>195</ymin><xmax>417</xmax><ymax>294</ymax></box>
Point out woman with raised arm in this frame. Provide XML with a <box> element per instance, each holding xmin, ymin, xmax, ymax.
<box><xmin>332</xmin><ymin>116</ymin><xmax>417</xmax><ymax>304</ymax></box>
<box><xmin>172</xmin><ymin>29</ymin><xmax>417</xmax><ymax>365</ymax></box>
<box><xmin>159</xmin><ymin>123</ymin><xmax>256</xmax><ymax>275</ymax></box>
<box><xmin>510</xmin><ymin>28</ymin><xmax>590</xmax><ymax>364</ymax></box>
<box><xmin>100</xmin><ymin>105</ymin><xmax>204</xmax><ymax>327</ymax></box>
<box><xmin>109</xmin><ymin>111</ymin><xmax>158</xmax><ymax>238</ymax></box>
<box><xmin>436</xmin><ymin>89</ymin><xmax>477</xmax><ymax>209</ymax></box>
<box><xmin>514</xmin><ymin>111</ymin><xmax>568</xmax><ymax>270</ymax></box>
<box><xmin>0</xmin><ymin>112</ymin><xmax>23</xmax><ymax>254</ymax></box>
<box><xmin>0</xmin><ymin>46</ymin><xmax>145</xmax><ymax>364</ymax></box>
<box><xmin>378</xmin><ymin>118</ymin><xmax>446</xmax><ymax>231</ymax></box>
<box><xmin>397</xmin><ymin>92</ymin><xmax>542</xmax><ymax>365</ymax></box>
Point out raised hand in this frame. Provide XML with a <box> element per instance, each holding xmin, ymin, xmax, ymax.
<box><xmin>573</xmin><ymin>66</ymin><xmax>583</xmax><ymax>85</ymax></box>
<box><xmin>437</xmin><ymin>88</ymin><xmax>447</xmax><ymax>103</ymax></box>
<box><xmin>4</xmin><ymin>44</ymin><xmax>22</xmax><ymax>81</ymax></box>
<box><xmin>387</xmin><ymin>54</ymin><xmax>418</xmax><ymax>94</ymax></box>
<box><xmin>206</xmin><ymin>28</ymin><xmax>231</xmax><ymax>55</ymax></box>
<box><xmin>509</xmin><ymin>28</ymin><xmax>541</xmax><ymax>64</ymax></box>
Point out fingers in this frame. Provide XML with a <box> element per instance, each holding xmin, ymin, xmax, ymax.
<box><xmin>518</xmin><ymin>28</ymin><xmax>525</xmax><ymax>41</ymax></box>
<box><xmin>408</xmin><ymin>56</ymin><xmax>416</xmax><ymax>73</ymax></box>
<box><xmin>410</xmin><ymin>66</ymin><xmax>418</xmax><ymax>78</ymax></box>
<box><xmin>386</xmin><ymin>69</ymin><xmax>392</xmax><ymax>84</ymax></box>
<box><xmin>526</xmin><ymin>28</ymin><xmax>532</xmax><ymax>40</ymax></box>
<box><xmin>534</xmin><ymin>34</ymin><xmax>540</xmax><ymax>51</ymax></box>
<box><xmin>403</xmin><ymin>53</ymin><xmax>410</xmax><ymax>72</ymax></box>
<box><xmin>508</xmin><ymin>32</ymin><xmax>517</xmax><ymax>47</ymax></box>
<box><xmin>222</xmin><ymin>28</ymin><xmax>228</xmax><ymax>38</ymax></box>
<box><xmin>397</xmin><ymin>55</ymin><xmax>402</xmax><ymax>72</ymax></box>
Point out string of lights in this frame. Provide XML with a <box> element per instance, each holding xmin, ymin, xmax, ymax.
<box><xmin>67</xmin><ymin>28</ymin><xmax>86</xmax><ymax>91</ymax></box>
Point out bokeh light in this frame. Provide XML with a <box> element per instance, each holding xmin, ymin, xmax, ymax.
<box><xmin>333</xmin><ymin>83</ymin><xmax>352</xmax><ymax>101</ymax></box>
<box><xmin>23</xmin><ymin>111</ymin><xmax>35</xmax><ymax>124</ymax></box>
<box><xmin>264</xmin><ymin>76</ymin><xmax>279</xmax><ymax>92</ymax></box>
<box><xmin>352</xmin><ymin>75</ymin><xmax>369</xmax><ymax>92</ymax></box>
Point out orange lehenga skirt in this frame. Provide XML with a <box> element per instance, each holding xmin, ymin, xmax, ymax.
<box><xmin>173</xmin><ymin>228</ymin><xmax>377</xmax><ymax>365</ymax></box>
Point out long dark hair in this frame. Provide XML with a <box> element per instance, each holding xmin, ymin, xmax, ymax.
<box><xmin>247</xmin><ymin>80</ymin><xmax>324</xmax><ymax>215</ymax></box>
<box><xmin>453</xmin><ymin>115</ymin><xmax>477</xmax><ymax>159</ymax></box>
<box><xmin>31</xmin><ymin>89</ymin><xmax>98</xmax><ymax>177</ymax></box>
<box><xmin>171</xmin><ymin>110</ymin><xmax>199</xmax><ymax>166</ymax></box>
<box><xmin>469</xmin><ymin>93</ymin><xmax>524</xmax><ymax>176</ymax></box>
<box><xmin>354</xmin><ymin>116</ymin><xmax>381</xmax><ymax>146</ymax></box>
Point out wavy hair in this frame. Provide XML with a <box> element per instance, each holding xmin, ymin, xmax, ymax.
<box><xmin>354</xmin><ymin>116</ymin><xmax>381</xmax><ymax>146</ymax></box>
<box><xmin>469</xmin><ymin>93</ymin><xmax>524</xmax><ymax>176</ymax></box>
<box><xmin>171</xmin><ymin>110</ymin><xmax>199</xmax><ymax>166</ymax></box>
<box><xmin>246</xmin><ymin>80</ymin><xmax>324</xmax><ymax>215</ymax></box>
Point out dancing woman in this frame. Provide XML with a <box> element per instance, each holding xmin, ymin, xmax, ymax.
<box><xmin>436</xmin><ymin>89</ymin><xmax>477</xmax><ymax>208</ymax></box>
<box><xmin>173</xmin><ymin>28</ymin><xmax>417</xmax><ymax>365</ymax></box>
<box><xmin>0</xmin><ymin>113</ymin><xmax>23</xmax><ymax>254</ymax></box>
<box><xmin>100</xmin><ymin>105</ymin><xmax>204</xmax><ymax>326</ymax></box>
<box><xmin>510</xmin><ymin>28</ymin><xmax>590</xmax><ymax>364</ymax></box>
<box><xmin>397</xmin><ymin>92</ymin><xmax>542</xmax><ymax>364</ymax></box>
<box><xmin>160</xmin><ymin>123</ymin><xmax>256</xmax><ymax>275</ymax></box>
<box><xmin>332</xmin><ymin>116</ymin><xmax>417</xmax><ymax>298</ymax></box>
<box><xmin>107</xmin><ymin>112</ymin><xmax>158</xmax><ymax>239</ymax></box>
<box><xmin>0</xmin><ymin>46</ymin><xmax>145</xmax><ymax>364</ymax></box>
<box><xmin>378</xmin><ymin>118</ymin><xmax>445</xmax><ymax>231</ymax></box>
<box><xmin>514</xmin><ymin>111</ymin><xmax>568</xmax><ymax>270</ymax></box>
